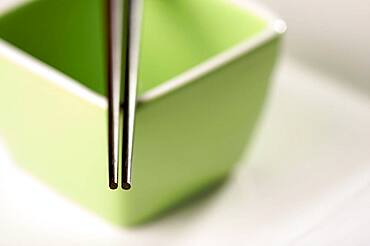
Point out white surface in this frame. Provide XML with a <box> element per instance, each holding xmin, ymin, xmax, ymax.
<box><xmin>1</xmin><ymin>56</ymin><xmax>370</xmax><ymax>245</ymax></box>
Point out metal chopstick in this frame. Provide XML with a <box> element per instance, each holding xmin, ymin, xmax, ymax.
<box><xmin>121</xmin><ymin>0</ymin><xmax>142</xmax><ymax>190</ymax></box>
<box><xmin>107</xmin><ymin>0</ymin><xmax>122</xmax><ymax>190</ymax></box>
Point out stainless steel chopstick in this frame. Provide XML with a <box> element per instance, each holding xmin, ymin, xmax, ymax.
<box><xmin>121</xmin><ymin>0</ymin><xmax>142</xmax><ymax>190</ymax></box>
<box><xmin>107</xmin><ymin>0</ymin><xmax>142</xmax><ymax>190</ymax></box>
<box><xmin>107</xmin><ymin>0</ymin><xmax>122</xmax><ymax>190</ymax></box>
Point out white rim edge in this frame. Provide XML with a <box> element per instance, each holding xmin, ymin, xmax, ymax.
<box><xmin>0</xmin><ymin>0</ymin><xmax>286</xmax><ymax>107</ymax></box>
<box><xmin>0</xmin><ymin>0</ymin><xmax>32</xmax><ymax>15</ymax></box>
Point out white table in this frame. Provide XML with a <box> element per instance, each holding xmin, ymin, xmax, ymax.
<box><xmin>1</xmin><ymin>55</ymin><xmax>370</xmax><ymax>246</ymax></box>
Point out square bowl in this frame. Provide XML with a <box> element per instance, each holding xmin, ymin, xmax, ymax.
<box><xmin>0</xmin><ymin>0</ymin><xmax>285</xmax><ymax>226</ymax></box>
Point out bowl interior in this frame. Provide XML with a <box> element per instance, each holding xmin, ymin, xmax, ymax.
<box><xmin>0</xmin><ymin>0</ymin><xmax>267</xmax><ymax>97</ymax></box>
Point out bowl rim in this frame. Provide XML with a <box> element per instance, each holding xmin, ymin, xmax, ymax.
<box><xmin>0</xmin><ymin>0</ymin><xmax>286</xmax><ymax>108</ymax></box>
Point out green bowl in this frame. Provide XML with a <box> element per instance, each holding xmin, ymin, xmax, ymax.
<box><xmin>0</xmin><ymin>0</ymin><xmax>285</xmax><ymax>226</ymax></box>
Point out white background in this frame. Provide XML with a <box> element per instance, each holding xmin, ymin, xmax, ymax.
<box><xmin>257</xmin><ymin>0</ymin><xmax>370</xmax><ymax>93</ymax></box>
<box><xmin>1</xmin><ymin>0</ymin><xmax>370</xmax><ymax>245</ymax></box>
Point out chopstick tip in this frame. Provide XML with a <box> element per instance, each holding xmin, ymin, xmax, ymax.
<box><xmin>109</xmin><ymin>181</ymin><xmax>118</xmax><ymax>190</ymax></box>
<box><xmin>122</xmin><ymin>182</ymin><xmax>131</xmax><ymax>190</ymax></box>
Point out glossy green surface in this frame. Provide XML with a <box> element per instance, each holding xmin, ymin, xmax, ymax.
<box><xmin>0</xmin><ymin>0</ymin><xmax>281</xmax><ymax>226</ymax></box>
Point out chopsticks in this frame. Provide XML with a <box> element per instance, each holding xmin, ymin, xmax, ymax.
<box><xmin>107</xmin><ymin>0</ymin><xmax>142</xmax><ymax>190</ymax></box>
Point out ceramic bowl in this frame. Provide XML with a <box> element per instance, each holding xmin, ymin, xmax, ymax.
<box><xmin>0</xmin><ymin>0</ymin><xmax>285</xmax><ymax>226</ymax></box>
